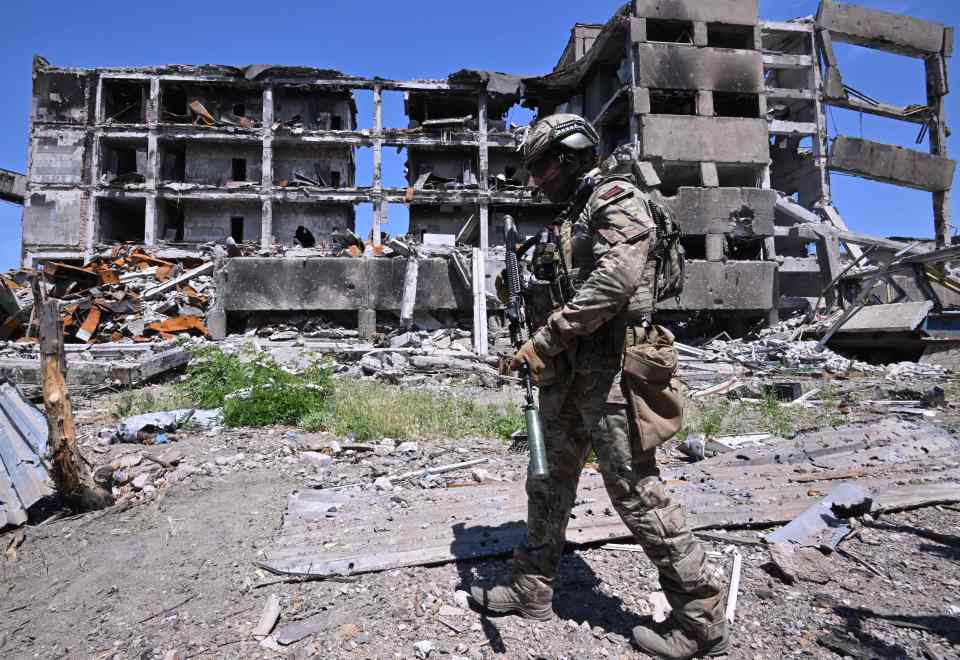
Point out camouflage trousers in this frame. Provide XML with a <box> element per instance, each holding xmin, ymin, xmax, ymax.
<box><xmin>514</xmin><ymin>367</ymin><xmax>726</xmax><ymax>638</ymax></box>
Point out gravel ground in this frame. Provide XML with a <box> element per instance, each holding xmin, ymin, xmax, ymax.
<box><xmin>1</xmin><ymin>381</ymin><xmax>958</xmax><ymax>660</ymax></box>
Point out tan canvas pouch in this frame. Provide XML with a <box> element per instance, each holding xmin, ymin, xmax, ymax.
<box><xmin>621</xmin><ymin>326</ymin><xmax>685</xmax><ymax>452</ymax></box>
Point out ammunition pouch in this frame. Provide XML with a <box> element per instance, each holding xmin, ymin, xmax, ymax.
<box><xmin>621</xmin><ymin>325</ymin><xmax>685</xmax><ymax>452</ymax></box>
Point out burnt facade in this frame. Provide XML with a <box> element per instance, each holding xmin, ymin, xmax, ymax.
<box><xmin>520</xmin><ymin>0</ymin><xmax>955</xmax><ymax>323</ymax></box>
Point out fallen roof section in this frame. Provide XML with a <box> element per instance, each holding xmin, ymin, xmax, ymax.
<box><xmin>0</xmin><ymin>380</ymin><xmax>54</xmax><ymax>530</ymax></box>
<box><xmin>0</xmin><ymin>167</ymin><xmax>26</xmax><ymax>205</ymax></box>
<box><xmin>259</xmin><ymin>418</ymin><xmax>960</xmax><ymax>579</ymax></box>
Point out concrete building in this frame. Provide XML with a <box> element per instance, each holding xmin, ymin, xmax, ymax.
<box><xmin>10</xmin><ymin>0</ymin><xmax>956</xmax><ymax>341</ymax></box>
<box><xmin>520</xmin><ymin>0</ymin><xmax>954</xmax><ymax>327</ymax></box>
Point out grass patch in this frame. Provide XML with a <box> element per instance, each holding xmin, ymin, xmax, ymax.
<box><xmin>178</xmin><ymin>344</ymin><xmax>333</xmax><ymax>428</ymax></box>
<box><xmin>108</xmin><ymin>387</ymin><xmax>195</xmax><ymax>419</ymax></box>
<box><xmin>111</xmin><ymin>344</ymin><xmax>521</xmax><ymax>438</ymax></box>
<box><xmin>301</xmin><ymin>379</ymin><xmax>523</xmax><ymax>441</ymax></box>
<box><xmin>759</xmin><ymin>390</ymin><xmax>798</xmax><ymax>438</ymax></box>
<box><xmin>680</xmin><ymin>398</ymin><xmax>732</xmax><ymax>440</ymax></box>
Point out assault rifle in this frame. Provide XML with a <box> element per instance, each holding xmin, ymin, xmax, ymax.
<box><xmin>503</xmin><ymin>215</ymin><xmax>549</xmax><ymax>480</ymax></box>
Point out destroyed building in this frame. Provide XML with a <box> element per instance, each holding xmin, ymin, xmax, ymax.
<box><xmin>11</xmin><ymin>0</ymin><xmax>958</xmax><ymax>345</ymax></box>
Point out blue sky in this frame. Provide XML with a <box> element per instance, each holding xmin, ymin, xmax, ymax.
<box><xmin>0</xmin><ymin>0</ymin><xmax>957</xmax><ymax>269</ymax></box>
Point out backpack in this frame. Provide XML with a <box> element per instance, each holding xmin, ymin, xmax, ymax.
<box><xmin>599</xmin><ymin>145</ymin><xmax>686</xmax><ymax>304</ymax></box>
<box><xmin>648</xmin><ymin>199</ymin><xmax>686</xmax><ymax>304</ymax></box>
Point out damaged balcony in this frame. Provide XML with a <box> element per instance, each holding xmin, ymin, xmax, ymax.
<box><xmin>273</xmin><ymin>142</ymin><xmax>354</xmax><ymax>190</ymax></box>
<box><xmin>273</xmin><ymin>86</ymin><xmax>357</xmax><ymax>134</ymax></box>
<box><xmin>100</xmin><ymin>78</ymin><xmax>149</xmax><ymax>125</ymax></box>
<box><xmin>158</xmin><ymin>137</ymin><xmax>262</xmax><ymax>191</ymax></box>
<box><xmin>157</xmin><ymin>198</ymin><xmax>262</xmax><ymax>244</ymax></box>
<box><xmin>273</xmin><ymin>202</ymin><xmax>356</xmax><ymax>248</ymax></box>
<box><xmin>32</xmin><ymin>64</ymin><xmax>88</xmax><ymax>125</ymax></box>
<box><xmin>99</xmin><ymin>137</ymin><xmax>148</xmax><ymax>187</ymax></box>
<box><xmin>407</xmin><ymin>148</ymin><xmax>480</xmax><ymax>192</ymax></box>
<box><xmin>96</xmin><ymin>196</ymin><xmax>146</xmax><ymax>244</ymax></box>
<box><xmin>159</xmin><ymin>81</ymin><xmax>263</xmax><ymax>130</ymax></box>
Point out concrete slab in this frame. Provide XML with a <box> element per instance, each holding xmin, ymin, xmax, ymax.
<box><xmin>634</xmin><ymin>43</ymin><xmax>764</xmax><ymax>93</ymax></box>
<box><xmin>839</xmin><ymin>301</ymin><xmax>934</xmax><ymax>334</ymax></box>
<box><xmin>634</xmin><ymin>0</ymin><xmax>759</xmax><ymax>26</ymax></box>
<box><xmin>657</xmin><ymin>260</ymin><xmax>777</xmax><ymax>311</ymax></box>
<box><xmin>221</xmin><ymin>257</ymin><xmax>471</xmax><ymax>313</ymax></box>
<box><xmin>659</xmin><ymin>187</ymin><xmax>776</xmax><ymax>237</ymax></box>
<box><xmin>817</xmin><ymin>0</ymin><xmax>946</xmax><ymax>58</ymax></box>
<box><xmin>830</xmin><ymin>136</ymin><xmax>956</xmax><ymax>193</ymax></box>
<box><xmin>639</xmin><ymin>116</ymin><xmax>769</xmax><ymax>164</ymax></box>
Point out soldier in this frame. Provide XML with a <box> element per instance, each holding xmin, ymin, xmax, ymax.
<box><xmin>469</xmin><ymin>115</ymin><xmax>728</xmax><ymax>660</ymax></box>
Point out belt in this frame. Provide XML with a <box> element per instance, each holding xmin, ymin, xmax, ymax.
<box><xmin>624</xmin><ymin>318</ymin><xmax>653</xmax><ymax>348</ymax></box>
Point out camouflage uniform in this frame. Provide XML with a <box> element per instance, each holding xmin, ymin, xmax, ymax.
<box><xmin>515</xmin><ymin>172</ymin><xmax>726</xmax><ymax>643</ymax></box>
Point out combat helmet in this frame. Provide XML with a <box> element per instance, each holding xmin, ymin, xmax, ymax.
<box><xmin>520</xmin><ymin>114</ymin><xmax>600</xmax><ymax>170</ymax></box>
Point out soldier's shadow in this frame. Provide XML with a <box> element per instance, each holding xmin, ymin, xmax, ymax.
<box><xmin>451</xmin><ymin>521</ymin><xmax>648</xmax><ymax>654</ymax></box>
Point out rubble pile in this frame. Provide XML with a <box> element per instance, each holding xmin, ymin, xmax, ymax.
<box><xmin>693</xmin><ymin>316</ymin><xmax>949</xmax><ymax>380</ymax></box>
<box><xmin>356</xmin><ymin>329</ymin><xmax>502</xmax><ymax>387</ymax></box>
<box><xmin>1</xmin><ymin>246</ymin><xmax>219</xmax><ymax>345</ymax></box>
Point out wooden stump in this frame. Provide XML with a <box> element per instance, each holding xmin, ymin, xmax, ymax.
<box><xmin>38</xmin><ymin>299</ymin><xmax>113</xmax><ymax>510</ymax></box>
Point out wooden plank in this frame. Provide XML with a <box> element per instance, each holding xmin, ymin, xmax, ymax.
<box><xmin>142</xmin><ymin>262</ymin><xmax>214</xmax><ymax>301</ymax></box>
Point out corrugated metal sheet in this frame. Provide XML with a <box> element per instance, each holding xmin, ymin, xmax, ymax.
<box><xmin>0</xmin><ymin>379</ymin><xmax>54</xmax><ymax>529</ymax></box>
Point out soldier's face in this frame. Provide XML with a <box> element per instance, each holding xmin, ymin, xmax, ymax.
<box><xmin>528</xmin><ymin>156</ymin><xmax>576</xmax><ymax>203</ymax></box>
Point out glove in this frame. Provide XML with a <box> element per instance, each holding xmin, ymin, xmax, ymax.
<box><xmin>510</xmin><ymin>339</ymin><xmax>546</xmax><ymax>383</ymax></box>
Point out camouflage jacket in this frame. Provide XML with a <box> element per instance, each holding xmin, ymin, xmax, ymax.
<box><xmin>531</xmin><ymin>172</ymin><xmax>656</xmax><ymax>365</ymax></box>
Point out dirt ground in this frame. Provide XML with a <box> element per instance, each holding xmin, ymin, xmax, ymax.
<box><xmin>2</xmin><ymin>382</ymin><xmax>959</xmax><ymax>660</ymax></box>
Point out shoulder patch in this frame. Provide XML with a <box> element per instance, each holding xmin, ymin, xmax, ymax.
<box><xmin>600</xmin><ymin>185</ymin><xmax>626</xmax><ymax>200</ymax></box>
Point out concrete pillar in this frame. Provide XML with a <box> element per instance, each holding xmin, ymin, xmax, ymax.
<box><xmin>207</xmin><ymin>258</ymin><xmax>227</xmax><ymax>340</ymax></box>
<box><xmin>693</xmin><ymin>22</ymin><xmax>708</xmax><ymax>47</ymax></box>
<box><xmin>700</xmin><ymin>162</ymin><xmax>719</xmax><ymax>187</ymax></box>
<box><xmin>926</xmin><ymin>54</ymin><xmax>952</xmax><ymax>247</ymax></box>
<box><xmin>763</xmin><ymin>236</ymin><xmax>777</xmax><ymax>261</ymax></box>
<box><xmin>479</xmin><ymin>203</ymin><xmax>489</xmax><ymax>252</ymax></box>
<box><xmin>144</xmin><ymin>195</ymin><xmax>158</xmax><ymax>246</ymax></box>
<box><xmin>372</xmin><ymin>85</ymin><xmax>383</xmax><ymax>246</ymax></box>
<box><xmin>261</xmin><ymin>199</ymin><xmax>273</xmax><ymax>251</ymax></box>
<box><xmin>262</xmin><ymin>85</ymin><xmax>274</xmax><ymax>129</ymax></box>
<box><xmin>706</xmin><ymin>234</ymin><xmax>725</xmax><ymax>262</ymax></box>
<box><xmin>147</xmin><ymin>78</ymin><xmax>160</xmax><ymax>125</ymax></box>
<box><xmin>478</xmin><ymin>93</ymin><xmax>489</xmax><ymax>191</ymax></box>
<box><xmin>627</xmin><ymin>45</ymin><xmax>641</xmax><ymax>143</ymax></box>
<box><xmin>146</xmin><ymin>133</ymin><xmax>159</xmax><ymax>187</ymax></box>
<box><xmin>262</xmin><ymin>138</ymin><xmax>273</xmax><ymax>190</ymax></box>
<box><xmin>400</xmin><ymin>258</ymin><xmax>419</xmax><ymax>329</ymax></box>
<box><xmin>632</xmin><ymin>87</ymin><xmax>651</xmax><ymax>115</ymax></box>
<box><xmin>471</xmin><ymin>247</ymin><xmax>489</xmax><ymax>355</ymax></box>
<box><xmin>697</xmin><ymin>90</ymin><xmax>714</xmax><ymax>117</ymax></box>
<box><xmin>358</xmin><ymin>308</ymin><xmax>377</xmax><ymax>340</ymax></box>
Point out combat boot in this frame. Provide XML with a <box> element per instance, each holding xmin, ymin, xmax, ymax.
<box><xmin>468</xmin><ymin>574</ymin><xmax>555</xmax><ymax>622</ymax></box>
<box><xmin>632</xmin><ymin>619</ymin><xmax>729</xmax><ymax>659</ymax></box>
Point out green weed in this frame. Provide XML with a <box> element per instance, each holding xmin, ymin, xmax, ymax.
<box><xmin>177</xmin><ymin>344</ymin><xmax>333</xmax><ymax>428</ymax></box>
<box><xmin>301</xmin><ymin>379</ymin><xmax>523</xmax><ymax>441</ymax></box>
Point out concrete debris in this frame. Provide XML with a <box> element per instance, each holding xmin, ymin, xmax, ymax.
<box><xmin>766</xmin><ymin>483</ymin><xmax>873</xmax><ymax>550</ymax></box>
<box><xmin>252</xmin><ymin>594</ymin><xmax>282</xmax><ymax>639</ymax></box>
